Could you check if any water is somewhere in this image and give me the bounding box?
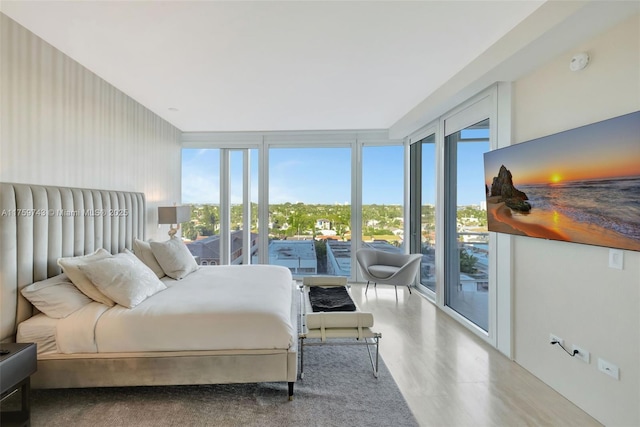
[519,176,640,241]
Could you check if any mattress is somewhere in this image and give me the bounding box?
[22,265,296,355]
[16,313,59,355]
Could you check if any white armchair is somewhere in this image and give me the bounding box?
[356,249,422,299]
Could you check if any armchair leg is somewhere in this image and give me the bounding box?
[365,281,370,294]
[407,285,412,294]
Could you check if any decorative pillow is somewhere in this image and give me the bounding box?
[21,273,93,319]
[78,250,167,309]
[149,237,199,280]
[133,238,166,279]
[57,248,115,306]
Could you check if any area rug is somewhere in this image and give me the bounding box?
[27,342,417,427]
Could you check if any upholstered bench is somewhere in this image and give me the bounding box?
[298,276,381,379]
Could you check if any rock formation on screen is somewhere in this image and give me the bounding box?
[490,165,531,212]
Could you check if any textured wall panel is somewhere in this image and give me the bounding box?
[0,14,181,241]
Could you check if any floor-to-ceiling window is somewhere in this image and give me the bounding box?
[444,119,490,332]
[181,148,259,266]
[362,145,405,255]
[229,149,259,265]
[268,146,352,278]
[181,148,221,265]
[181,132,405,281]
[410,133,437,294]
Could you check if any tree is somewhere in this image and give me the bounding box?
[330,205,351,239]
[314,240,327,273]
[182,221,198,240]
[459,249,478,274]
[193,204,218,236]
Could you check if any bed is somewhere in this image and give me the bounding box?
[0,182,298,399]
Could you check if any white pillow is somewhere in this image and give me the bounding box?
[133,238,166,279]
[78,250,167,309]
[57,248,115,306]
[21,273,93,318]
[150,237,199,280]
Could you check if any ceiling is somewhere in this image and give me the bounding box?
[0,0,547,132]
[1,1,635,134]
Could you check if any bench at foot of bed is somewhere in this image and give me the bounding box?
[298,276,382,379]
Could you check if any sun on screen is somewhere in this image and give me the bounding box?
[550,174,562,183]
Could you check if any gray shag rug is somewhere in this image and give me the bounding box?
[28,344,418,427]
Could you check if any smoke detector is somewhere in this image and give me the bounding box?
[569,52,590,72]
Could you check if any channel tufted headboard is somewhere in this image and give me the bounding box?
[0,183,146,342]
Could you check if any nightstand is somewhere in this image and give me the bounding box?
[0,343,37,427]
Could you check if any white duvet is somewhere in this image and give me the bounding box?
[56,265,295,354]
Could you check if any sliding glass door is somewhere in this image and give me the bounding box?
[409,88,500,339]
[444,119,490,332]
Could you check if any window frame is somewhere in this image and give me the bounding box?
[181,130,405,282]
[407,83,512,353]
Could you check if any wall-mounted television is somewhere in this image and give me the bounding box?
[483,111,640,252]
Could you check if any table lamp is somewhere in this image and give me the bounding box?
[158,205,191,237]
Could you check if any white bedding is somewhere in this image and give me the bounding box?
[17,313,59,355]
[53,265,295,354]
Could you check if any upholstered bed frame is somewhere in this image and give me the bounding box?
[0,182,297,397]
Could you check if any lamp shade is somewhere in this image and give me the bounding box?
[158,206,191,224]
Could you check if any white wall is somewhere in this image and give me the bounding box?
[0,14,181,241]
[512,14,639,427]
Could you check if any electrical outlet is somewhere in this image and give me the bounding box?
[549,334,564,346]
[572,345,590,363]
[598,358,619,380]
[609,249,623,269]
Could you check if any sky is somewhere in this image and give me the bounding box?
[484,111,640,187]
[182,141,489,207]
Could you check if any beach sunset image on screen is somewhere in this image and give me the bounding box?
[483,110,640,252]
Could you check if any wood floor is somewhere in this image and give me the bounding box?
[348,283,602,427]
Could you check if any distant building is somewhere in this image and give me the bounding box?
[188,231,408,280]
[326,240,351,277]
[316,218,331,230]
[186,230,258,265]
[268,240,317,275]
